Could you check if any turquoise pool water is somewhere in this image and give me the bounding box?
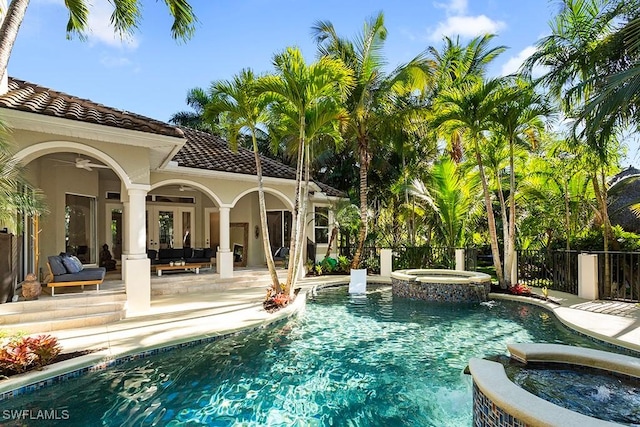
[0,286,620,426]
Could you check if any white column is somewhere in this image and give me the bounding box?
[217,205,234,278]
[123,186,151,314]
[380,249,393,277]
[578,253,599,300]
[455,249,465,271]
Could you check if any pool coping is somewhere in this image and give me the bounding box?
[0,289,308,400]
[468,356,620,427]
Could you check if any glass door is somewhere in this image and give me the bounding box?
[147,206,195,250]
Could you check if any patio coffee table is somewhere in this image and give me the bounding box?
[155,263,207,276]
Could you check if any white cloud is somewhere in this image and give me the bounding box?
[99,55,133,68]
[500,46,537,76]
[428,15,506,41]
[434,0,468,15]
[86,2,139,49]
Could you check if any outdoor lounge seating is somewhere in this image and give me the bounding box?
[46,254,106,296]
[148,248,214,266]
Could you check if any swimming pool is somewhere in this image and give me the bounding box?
[0,285,622,426]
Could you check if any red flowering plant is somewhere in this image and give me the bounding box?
[263,284,292,312]
[0,333,62,375]
[509,283,532,296]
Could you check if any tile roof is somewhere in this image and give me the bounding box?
[175,127,345,197]
[0,77,344,197]
[0,78,183,138]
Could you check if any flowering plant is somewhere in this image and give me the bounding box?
[509,283,532,296]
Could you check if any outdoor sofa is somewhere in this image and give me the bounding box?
[46,254,106,296]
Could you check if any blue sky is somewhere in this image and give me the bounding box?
[7,0,638,166]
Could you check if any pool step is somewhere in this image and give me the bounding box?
[0,293,127,334]
[151,270,288,296]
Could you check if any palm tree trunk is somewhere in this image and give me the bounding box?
[505,137,517,287]
[285,120,305,290]
[351,137,369,269]
[495,168,510,284]
[474,140,505,287]
[252,132,280,291]
[0,0,30,86]
[592,170,612,297]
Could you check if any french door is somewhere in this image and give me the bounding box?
[147,206,195,250]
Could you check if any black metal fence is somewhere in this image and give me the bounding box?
[592,251,640,301]
[517,249,578,295]
[337,246,380,274]
[391,246,478,271]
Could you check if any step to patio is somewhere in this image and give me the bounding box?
[150,269,289,296]
[0,293,127,334]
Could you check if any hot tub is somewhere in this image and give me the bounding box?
[390,268,493,302]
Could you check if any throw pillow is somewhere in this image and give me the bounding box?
[48,256,67,276]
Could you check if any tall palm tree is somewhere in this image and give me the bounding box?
[203,69,281,292]
[0,0,197,83]
[256,47,354,292]
[523,0,625,296]
[490,78,550,285]
[434,77,509,286]
[427,35,506,161]
[312,12,433,269]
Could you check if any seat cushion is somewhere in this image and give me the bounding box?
[53,268,105,283]
[48,256,67,276]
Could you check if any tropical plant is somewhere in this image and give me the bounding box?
[0,0,197,83]
[312,12,433,269]
[489,77,550,285]
[523,0,625,296]
[434,76,510,286]
[410,157,480,249]
[170,87,220,133]
[256,47,354,293]
[0,119,46,230]
[204,68,281,291]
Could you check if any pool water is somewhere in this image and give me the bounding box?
[507,363,640,425]
[0,286,622,426]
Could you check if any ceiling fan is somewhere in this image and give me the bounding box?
[178,185,196,192]
[53,157,110,171]
[73,158,110,171]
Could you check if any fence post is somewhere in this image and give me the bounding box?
[380,248,393,277]
[455,249,465,271]
[578,253,598,300]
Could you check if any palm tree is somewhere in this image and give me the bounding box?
[0,0,197,83]
[312,12,433,269]
[203,69,281,292]
[256,47,354,293]
[490,78,550,285]
[170,88,219,133]
[427,35,507,161]
[523,0,625,296]
[0,119,46,230]
[434,77,509,286]
[410,157,480,249]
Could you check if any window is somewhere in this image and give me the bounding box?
[65,194,96,264]
[266,210,292,255]
[314,206,329,244]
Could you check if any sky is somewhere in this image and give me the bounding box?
[7,0,639,166]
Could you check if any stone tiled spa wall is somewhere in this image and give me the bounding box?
[472,383,526,427]
[391,278,490,302]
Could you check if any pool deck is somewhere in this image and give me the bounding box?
[1,272,640,394]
